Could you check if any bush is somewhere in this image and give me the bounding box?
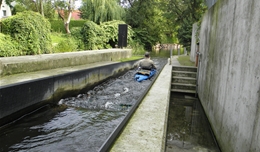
[81,21,106,50]
[70,27,84,50]
[1,11,52,55]
[100,20,134,48]
[0,33,20,57]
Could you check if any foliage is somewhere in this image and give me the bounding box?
[11,3,27,15]
[11,0,55,19]
[53,37,77,53]
[0,33,20,57]
[128,40,146,56]
[100,20,134,48]
[50,32,68,44]
[43,0,56,20]
[1,11,52,55]
[80,21,106,50]
[70,27,84,50]
[54,0,76,33]
[123,0,166,50]
[79,0,125,24]
[50,20,86,33]
[161,0,206,50]
[79,20,135,50]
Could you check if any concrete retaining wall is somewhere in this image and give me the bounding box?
[0,60,138,127]
[198,0,260,151]
[0,49,132,76]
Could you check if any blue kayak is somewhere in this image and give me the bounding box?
[134,69,156,82]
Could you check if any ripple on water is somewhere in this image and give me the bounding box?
[1,58,168,152]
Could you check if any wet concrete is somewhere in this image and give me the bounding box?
[166,93,220,152]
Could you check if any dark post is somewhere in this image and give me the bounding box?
[118,24,128,48]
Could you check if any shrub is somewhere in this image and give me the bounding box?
[100,20,134,48]
[80,21,106,50]
[0,33,20,57]
[70,27,84,50]
[1,11,52,55]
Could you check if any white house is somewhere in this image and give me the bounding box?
[0,0,12,19]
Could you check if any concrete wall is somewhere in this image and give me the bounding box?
[0,49,132,76]
[190,23,198,62]
[198,0,260,151]
[0,60,138,127]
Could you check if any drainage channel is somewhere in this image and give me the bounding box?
[166,92,221,152]
[0,58,167,152]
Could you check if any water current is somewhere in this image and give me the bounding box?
[0,57,168,152]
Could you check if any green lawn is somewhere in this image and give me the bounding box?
[50,33,67,44]
[177,55,195,66]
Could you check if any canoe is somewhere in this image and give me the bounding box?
[134,69,156,82]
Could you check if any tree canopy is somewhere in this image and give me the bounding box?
[79,0,125,24]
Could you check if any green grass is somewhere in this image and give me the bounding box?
[50,33,68,44]
[177,55,195,66]
[119,56,143,62]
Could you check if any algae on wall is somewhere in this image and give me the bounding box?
[197,0,260,151]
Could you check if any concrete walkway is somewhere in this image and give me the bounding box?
[110,56,180,152]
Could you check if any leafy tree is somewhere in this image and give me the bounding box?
[54,0,76,33]
[11,0,55,19]
[161,0,206,50]
[79,0,125,24]
[123,0,166,50]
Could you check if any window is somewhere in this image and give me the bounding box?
[3,10,6,16]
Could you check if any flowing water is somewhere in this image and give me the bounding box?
[0,50,220,152]
[0,57,167,152]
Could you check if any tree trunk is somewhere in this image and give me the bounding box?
[64,11,72,34]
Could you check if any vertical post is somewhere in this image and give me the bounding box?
[195,43,199,67]
[177,44,180,55]
[169,45,173,65]
[118,24,128,48]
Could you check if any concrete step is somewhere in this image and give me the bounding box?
[172,83,196,90]
[172,71,197,78]
[172,66,197,72]
[172,76,196,84]
[171,89,196,94]
[170,97,198,106]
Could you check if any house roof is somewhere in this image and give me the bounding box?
[71,10,81,20]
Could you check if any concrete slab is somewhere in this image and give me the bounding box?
[0,61,117,86]
[110,57,180,152]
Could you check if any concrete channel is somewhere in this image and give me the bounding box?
[0,49,178,151]
[0,49,133,127]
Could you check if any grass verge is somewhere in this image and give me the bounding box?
[177,55,195,66]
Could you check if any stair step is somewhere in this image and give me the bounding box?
[171,89,196,94]
[172,83,196,90]
[170,97,198,106]
[172,76,196,84]
[172,66,197,72]
[172,71,197,78]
